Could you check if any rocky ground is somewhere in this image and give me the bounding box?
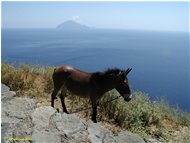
[2,84,147,143]
[2,84,189,143]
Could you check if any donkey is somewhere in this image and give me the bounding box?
[51,65,132,123]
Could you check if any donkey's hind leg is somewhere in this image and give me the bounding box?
[90,98,98,123]
[60,88,69,114]
[51,88,59,108]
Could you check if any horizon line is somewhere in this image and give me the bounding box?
[1,27,189,33]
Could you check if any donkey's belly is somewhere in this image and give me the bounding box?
[65,81,91,98]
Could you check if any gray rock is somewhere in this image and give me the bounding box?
[31,106,57,129]
[31,128,61,143]
[88,122,115,143]
[1,86,37,143]
[1,91,16,102]
[31,106,61,143]
[1,90,36,143]
[1,123,11,143]
[115,130,146,143]
[1,84,147,143]
[1,84,10,93]
[2,97,37,122]
[145,138,162,143]
[51,112,88,138]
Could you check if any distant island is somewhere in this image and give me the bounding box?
[56,20,90,30]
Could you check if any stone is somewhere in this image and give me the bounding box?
[31,106,57,129]
[1,91,16,102]
[31,106,61,143]
[88,122,116,143]
[2,97,37,122]
[115,130,146,143]
[31,128,61,143]
[1,84,10,92]
[145,138,162,143]
[51,112,88,138]
[1,86,37,143]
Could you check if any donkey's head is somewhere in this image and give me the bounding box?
[102,68,132,102]
[115,68,132,102]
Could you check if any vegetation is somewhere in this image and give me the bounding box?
[1,62,190,142]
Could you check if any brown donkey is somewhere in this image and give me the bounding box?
[51,65,132,123]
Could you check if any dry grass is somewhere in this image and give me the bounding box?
[1,63,54,97]
[1,62,190,142]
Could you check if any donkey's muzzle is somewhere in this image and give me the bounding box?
[124,94,132,102]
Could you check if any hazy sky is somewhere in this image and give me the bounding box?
[2,2,189,31]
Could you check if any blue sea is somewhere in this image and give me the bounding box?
[1,29,189,111]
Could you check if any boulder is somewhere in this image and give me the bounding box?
[1,84,10,92]
[115,130,145,143]
[88,122,115,143]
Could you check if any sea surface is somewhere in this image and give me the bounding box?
[1,29,189,111]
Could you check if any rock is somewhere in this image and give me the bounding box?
[31,106,57,129]
[2,97,37,122]
[1,86,36,143]
[88,122,115,143]
[145,138,162,143]
[1,123,11,143]
[31,106,60,143]
[51,112,87,136]
[51,112,90,142]
[1,90,16,102]
[31,129,61,143]
[1,84,10,92]
[115,130,146,143]
[1,84,146,143]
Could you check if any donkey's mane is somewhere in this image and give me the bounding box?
[91,68,121,81]
[103,68,121,75]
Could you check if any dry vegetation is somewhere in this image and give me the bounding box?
[1,63,190,142]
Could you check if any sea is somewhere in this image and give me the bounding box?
[1,29,189,111]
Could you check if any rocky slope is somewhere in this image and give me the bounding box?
[1,84,146,143]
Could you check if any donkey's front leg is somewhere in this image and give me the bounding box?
[60,89,69,114]
[91,101,97,123]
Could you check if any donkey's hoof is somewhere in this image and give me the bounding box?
[56,108,60,112]
[93,121,97,123]
[92,118,97,123]
[64,111,69,114]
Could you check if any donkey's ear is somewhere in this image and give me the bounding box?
[125,68,132,75]
[118,71,123,76]
[117,70,126,78]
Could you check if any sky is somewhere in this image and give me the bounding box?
[1,2,189,31]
